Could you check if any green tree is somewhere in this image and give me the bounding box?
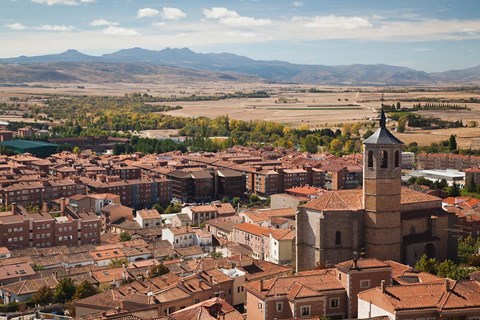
[119,231,131,242]
[329,138,343,153]
[73,280,98,300]
[210,251,223,259]
[32,285,53,306]
[466,176,477,193]
[344,140,354,153]
[249,194,260,204]
[397,116,408,133]
[148,264,169,278]
[109,258,128,268]
[302,134,318,154]
[437,259,470,280]
[415,254,438,274]
[232,197,240,208]
[449,135,457,151]
[72,146,81,154]
[54,278,76,304]
[447,183,461,197]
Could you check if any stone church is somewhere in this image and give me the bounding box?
[296,110,457,271]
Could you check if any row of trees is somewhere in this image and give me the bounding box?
[415,254,471,280]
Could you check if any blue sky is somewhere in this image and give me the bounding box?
[1,0,479,71]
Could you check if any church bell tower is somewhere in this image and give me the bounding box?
[363,108,403,261]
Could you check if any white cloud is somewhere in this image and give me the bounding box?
[203,7,271,27]
[161,7,186,20]
[152,22,167,27]
[416,48,433,52]
[90,19,119,27]
[227,31,256,38]
[103,26,139,36]
[35,24,75,31]
[292,15,372,30]
[5,22,27,30]
[292,2,304,7]
[31,0,94,5]
[32,0,77,5]
[137,8,159,18]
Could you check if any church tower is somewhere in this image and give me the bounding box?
[363,109,403,261]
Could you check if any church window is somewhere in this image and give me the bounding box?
[335,231,342,246]
[368,151,373,168]
[381,150,388,168]
[395,150,400,168]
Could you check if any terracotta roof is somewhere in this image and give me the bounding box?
[336,258,391,272]
[170,298,243,320]
[246,269,343,300]
[385,260,441,285]
[358,279,480,313]
[0,276,58,295]
[303,187,440,211]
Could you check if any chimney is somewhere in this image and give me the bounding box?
[60,198,66,214]
[445,278,451,292]
[11,202,17,214]
[41,202,48,213]
[259,279,264,291]
[380,280,386,293]
[352,258,358,270]
[209,275,214,284]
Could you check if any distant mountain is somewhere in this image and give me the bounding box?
[0,49,98,64]
[0,48,478,85]
[431,65,480,83]
[0,62,261,84]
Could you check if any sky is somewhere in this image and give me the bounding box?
[0,0,479,72]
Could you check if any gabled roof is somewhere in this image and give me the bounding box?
[358,279,480,313]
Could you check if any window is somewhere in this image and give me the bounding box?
[409,226,416,235]
[258,303,263,310]
[335,231,342,246]
[276,302,283,311]
[381,150,388,168]
[367,151,373,168]
[301,306,310,316]
[360,279,371,289]
[330,298,339,309]
[395,150,400,168]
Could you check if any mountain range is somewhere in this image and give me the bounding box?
[0,48,478,85]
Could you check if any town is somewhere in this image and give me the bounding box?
[2,0,480,319]
[0,110,478,319]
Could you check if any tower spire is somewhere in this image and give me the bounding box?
[380,108,386,129]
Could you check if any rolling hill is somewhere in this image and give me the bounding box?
[0,48,478,85]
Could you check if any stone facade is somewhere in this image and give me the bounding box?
[296,110,457,271]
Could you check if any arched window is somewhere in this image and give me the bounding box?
[368,151,373,168]
[381,150,388,168]
[395,150,400,168]
[335,231,342,246]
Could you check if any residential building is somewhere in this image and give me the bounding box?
[134,209,162,228]
[162,226,196,248]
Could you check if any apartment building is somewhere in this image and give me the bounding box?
[81,177,172,209]
[0,178,86,208]
[417,152,480,170]
[0,203,100,249]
